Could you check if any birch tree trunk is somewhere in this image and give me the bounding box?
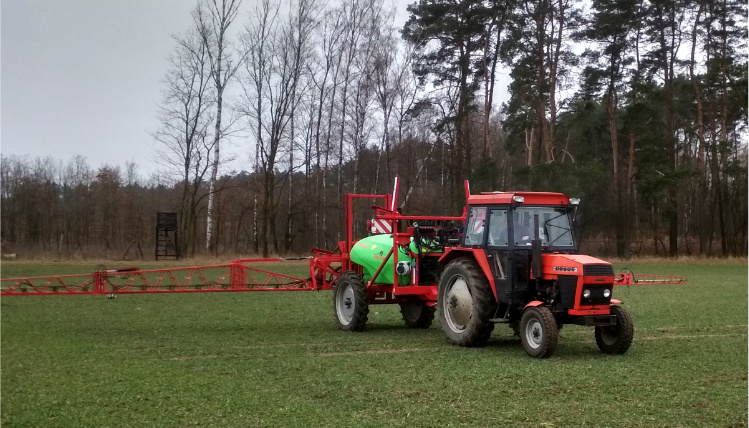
[197,0,242,253]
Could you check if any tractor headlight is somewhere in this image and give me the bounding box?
[512,195,525,203]
[582,289,591,298]
[603,289,611,298]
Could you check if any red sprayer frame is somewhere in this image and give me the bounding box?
[1,257,684,297]
[0,258,335,296]
[614,272,687,285]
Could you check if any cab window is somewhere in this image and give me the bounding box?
[513,207,574,247]
[464,207,486,246]
[487,209,508,246]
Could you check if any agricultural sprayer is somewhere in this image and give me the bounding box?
[1,178,686,358]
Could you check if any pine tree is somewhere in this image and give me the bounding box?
[402,0,494,205]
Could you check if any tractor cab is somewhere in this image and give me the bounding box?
[461,191,579,308]
[464,200,577,249]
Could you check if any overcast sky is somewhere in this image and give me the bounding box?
[3,0,236,179]
[2,1,508,181]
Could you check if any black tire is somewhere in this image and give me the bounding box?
[438,258,496,346]
[595,305,634,354]
[333,271,369,332]
[400,301,435,329]
[520,306,558,358]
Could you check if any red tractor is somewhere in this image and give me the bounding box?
[332,180,633,358]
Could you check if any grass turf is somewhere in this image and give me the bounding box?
[1,261,746,427]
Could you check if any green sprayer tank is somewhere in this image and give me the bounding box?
[349,234,416,285]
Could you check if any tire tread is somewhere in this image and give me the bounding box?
[333,271,369,332]
[595,305,634,354]
[520,306,558,358]
[400,302,435,329]
[438,258,496,347]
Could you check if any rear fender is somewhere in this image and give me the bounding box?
[439,248,497,300]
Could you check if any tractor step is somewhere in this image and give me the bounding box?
[489,318,510,323]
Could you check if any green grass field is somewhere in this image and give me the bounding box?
[2,260,747,427]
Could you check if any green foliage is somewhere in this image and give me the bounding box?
[638,167,700,212]
[468,157,499,193]
[513,161,607,199]
[555,97,610,162]
[402,0,493,89]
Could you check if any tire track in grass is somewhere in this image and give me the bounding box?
[229,335,446,351]
[231,341,438,350]
[231,325,746,355]
[166,325,747,359]
[635,324,747,332]
[316,347,435,357]
[635,332,747,341]
[568,324,746,343]
[170,354,218,360]
[538,374,747,395]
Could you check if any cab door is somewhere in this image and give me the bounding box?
[485,208,513,305]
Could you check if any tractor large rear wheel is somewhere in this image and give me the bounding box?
[438,258,496,346]
[400,301,435,329]
[520,306,558,358]
[595,305,634,354]
[333,271,369,332]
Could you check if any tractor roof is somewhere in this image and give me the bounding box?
[467,191,569,206]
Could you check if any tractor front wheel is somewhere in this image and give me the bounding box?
[333,271,369,332]
[400,301,435,329]
[520,306,558,358]
[595,305,634,354]
[438,258,496,346]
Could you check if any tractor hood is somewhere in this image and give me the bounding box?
[540,254,614,278]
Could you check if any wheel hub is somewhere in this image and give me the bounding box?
[336,283,355,324]
[445,277,472,331]
[525,319,543,349]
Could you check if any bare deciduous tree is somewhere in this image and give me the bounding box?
[240,0,316,256]
[195,0,243,253]
[154,28,215,256]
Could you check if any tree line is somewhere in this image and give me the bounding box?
[2,0,746,259]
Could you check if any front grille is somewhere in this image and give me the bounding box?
[583,264,614,276]
[579,284,612,306]
[557,275,577,309]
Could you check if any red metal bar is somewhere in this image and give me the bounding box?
[376,214,466,221]
[309,248,343,291]
[343,193,390,273]
[614,273,688,285]
[1,259,316,296]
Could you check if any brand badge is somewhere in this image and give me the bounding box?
[553,266,578,272]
